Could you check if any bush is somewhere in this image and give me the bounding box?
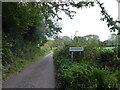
[82,46,101,63]
[55,59,119,88]
[54,44,120,89]
[54,46,120,89]
[97,49,120,70]
[53,45,71,60]
[2,46,14,65]
[91,68,118,88]
[116,46,120,58]
[98,50,115,63]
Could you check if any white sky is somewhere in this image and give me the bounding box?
[58,0,118,41]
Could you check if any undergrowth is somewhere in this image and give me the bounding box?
[2,48,50,81]
[54,46,120,89]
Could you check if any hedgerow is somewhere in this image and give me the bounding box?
[54,46,120,89]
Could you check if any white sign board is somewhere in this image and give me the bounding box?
[69,47,84,51]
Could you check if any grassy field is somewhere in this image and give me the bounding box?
[104,47,115,50]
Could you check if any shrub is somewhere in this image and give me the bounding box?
[97,49,120,70]
[118,47,120,58]
[53,45,71,60]
[99,50,115,63]
[55,59,119,88]
[54,44,120,89]
[82,46,101,63]
[91,68,118,88]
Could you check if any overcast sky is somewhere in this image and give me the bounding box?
[58,0,118,41]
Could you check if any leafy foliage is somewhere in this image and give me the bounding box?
[2,1,120,85]
[96,0,120,34]
[53,40,120,89]
[2,1,97,80]
[2,2,63,65]
[54,47,120,88]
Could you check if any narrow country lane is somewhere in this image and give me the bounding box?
[3,51,55,88]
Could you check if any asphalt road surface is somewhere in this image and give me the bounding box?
[3,51,55,88]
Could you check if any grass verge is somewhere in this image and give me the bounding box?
[2,50,50,82]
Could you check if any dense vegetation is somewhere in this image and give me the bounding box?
[53,35,120,89]
[2,2,63,80]
[2,1,97,80]
[2,1,94,81]
[2,0,120,87]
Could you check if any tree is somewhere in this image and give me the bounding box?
[61,36,71,45]
[84,34,100,45]
[72,36,86,46]
[95,0,120,34]
[2,2,63,65]
[53,36,62,47]
[108,34,118,46]
[3,1,120,65]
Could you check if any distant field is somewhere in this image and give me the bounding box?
[104,47,115,50]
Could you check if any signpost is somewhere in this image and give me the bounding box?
[69,47,84,60]
[69,47,84,52]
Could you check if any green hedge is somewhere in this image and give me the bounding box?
[54,58,120,88]
[54,46,120,89]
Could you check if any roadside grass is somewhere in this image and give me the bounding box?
[2,58,29,81]
[2,50,50,82]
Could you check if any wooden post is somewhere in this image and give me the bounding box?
[79,52,80,60]
[79,52,81,61]
[71,52,73,59]
[69,47,84,60]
